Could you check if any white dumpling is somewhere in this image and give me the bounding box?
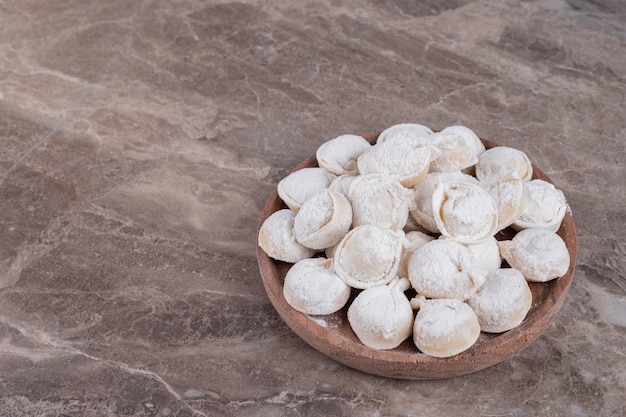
[376,123,434,144]
[348,173,409,230]
[357,137,440,187]
[334,225,403,289]
[316,134,371,176]
[475,146,533,182]
[407,239,485,301]
[428,131,479,173]
[462,236,502,277]
[512,179,567,233]
[328,174,357,198]
[498,228,570,282]
[258,209,316,263]
[277,167,335,211]
[410,296,481,358]
[410,172,478,234]
[432,181,499,244]
[347,278,414,350]
[467,268,532,333]
[397,231,435,279]
[283,258,351,315]
[480,175,525,231]
[440,125,486,159]
[293,189,352,250]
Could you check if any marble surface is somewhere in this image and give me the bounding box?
[0,0,625,416]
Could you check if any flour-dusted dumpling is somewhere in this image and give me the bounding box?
[258,209,316,263]
[277,167,335,211]
[498,228,570,282]
[397,231,435,279]
[468,268,532,333]
[293,189,352,250]
[410,296,481,358]
[410,172,478,234]
[348,173,410,230]
[357,136,440,187]
[328,174,357,198]
[512,179,567,233]
[440,125,486,159]
[407,239,485,300]
[428,131,479,173]
[283,258,351,315]
[462,236,502,276]
[376,123,434,144]
[432,181,499,244]
[334,225,403,289]
[316,134,371,176]
[480,175,525,231]
[347,278,414,350]
[475,146,533,182]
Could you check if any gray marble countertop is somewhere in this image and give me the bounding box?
[1,1,624,416]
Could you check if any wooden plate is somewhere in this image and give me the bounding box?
[256,133,577,380]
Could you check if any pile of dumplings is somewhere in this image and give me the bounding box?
[258,123,571,358]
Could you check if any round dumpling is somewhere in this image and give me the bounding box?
[328,174,357,198]
[462,236,502,277]
[410,172,478,234]
[432,181,499,244]
[480,175,525,231]
[283,258,351,315]
[293,189,352,250]
[376,123,434,144]
[277,167,335,211]
[407,239,485,300]
[357,137,440,187]
[440,125,485,159]
[348,173,409,230]
[410,296,481,358]
[468,268,532,333]
[512,179,567,232]
[347,278,414,350]
[428,131,479,173]
[498,228,570,282]
[334,225,403,289]
[397,231,435,279]
[258,209,316,263]
[475,146,533,182]
[316,134,371,176]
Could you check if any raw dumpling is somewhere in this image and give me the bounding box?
[432,181,499,244]
[316,134,371,176]
[407,239,485,300]
[347,278,414,350]
[410,296,481,358]
[475,146,533,182]
[283,257,351,315]
[512,179,567,233]
[328,174,357,198]
[462,236,502,276]
[397,231,435,279]
[348,173,410,230]
[258,209,316,263]
[334,225,403,289]
[293,189,352,250]
[428,131,479,173]
[278,167,335,211]
[376,123,434,144]
[440,125,486,159]
[410,172,478,234]
[480,175,525,231]
[357,137,440,187]
[467,268,532,333]
[498,228,570,282]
